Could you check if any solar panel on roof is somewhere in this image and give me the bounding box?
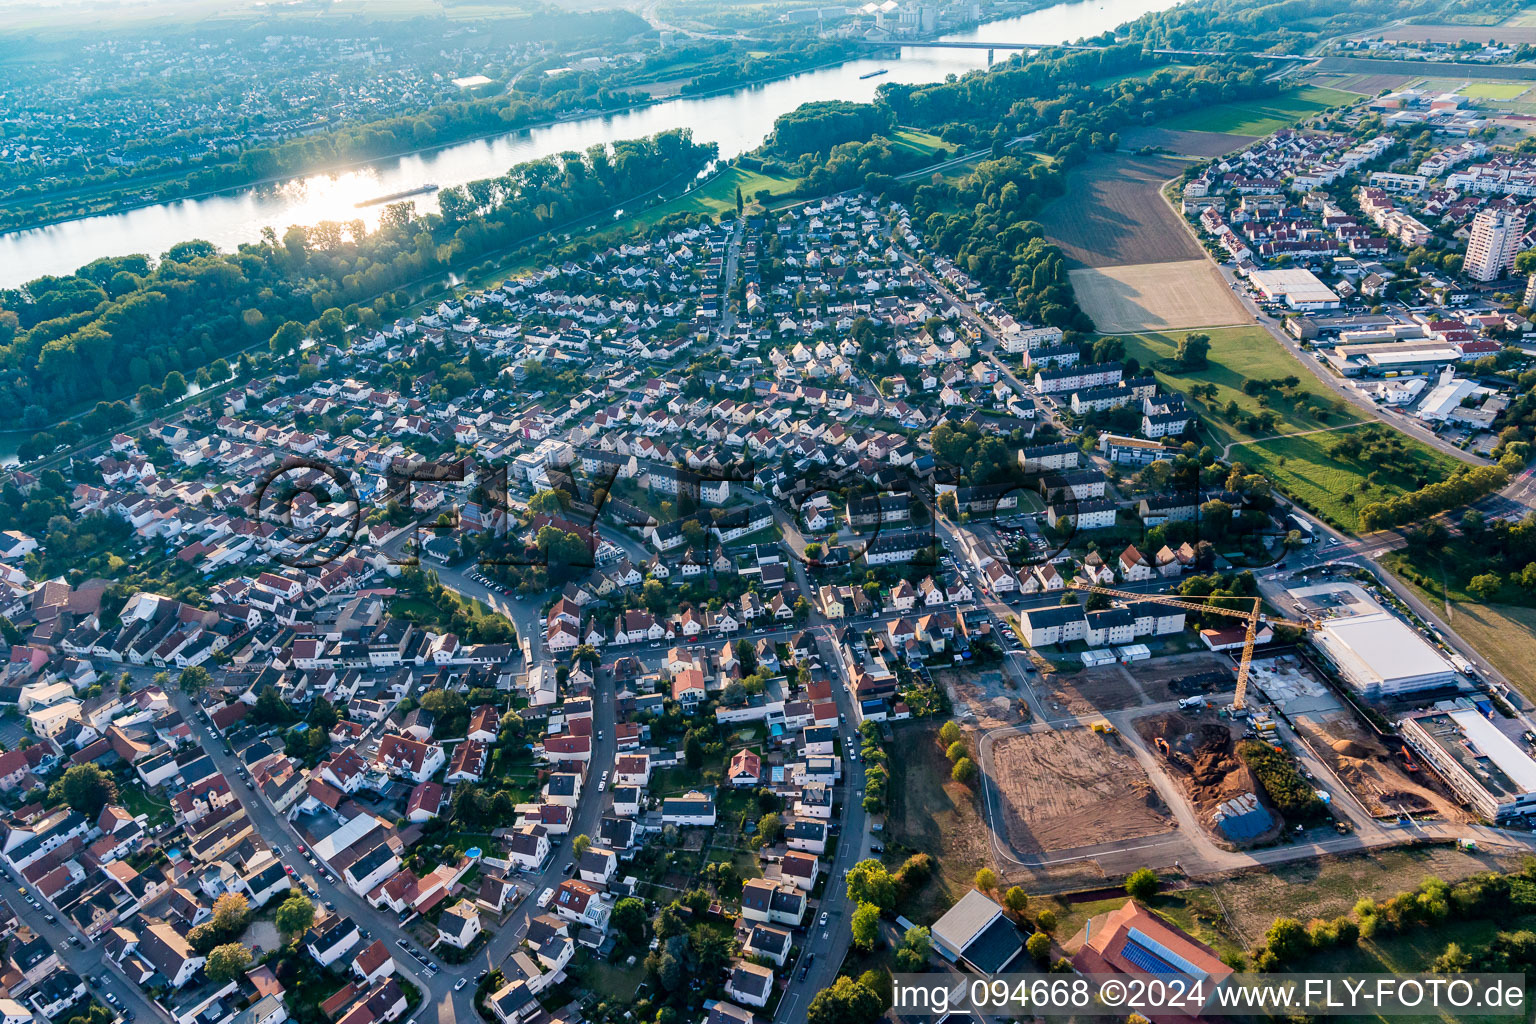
[1121,939,1180,975]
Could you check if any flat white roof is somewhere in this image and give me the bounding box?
[1249,268,1340,304]
[1449,707,1536,795]
[1320,612,1453,685]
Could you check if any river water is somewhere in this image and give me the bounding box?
[0,0,1180,287]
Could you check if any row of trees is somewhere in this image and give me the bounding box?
[1356,463,1510,532]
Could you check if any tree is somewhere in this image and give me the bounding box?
[951,756,978,785]
[851,901,880,950]
[846,859,897,910]
[1433,941,1472,973]
[755,812,784,847]
[1260,917,1311,967]
[179,664,213,693]
[1468,573,1503,601]
[1027,931,1052,966]
[938,721,962,747]
[211,893,250,934]
[275,894,315,940]
[572,834,591,857]
[806,976,883,1024]
[57,764,117,816]
[974,867,998,892]
[269,320,305,355]
[1175,332,1210,369]
[1004,886,1029,915]
[1124,868,1158,902]
[205,943,252,983]
[612,897,647,947]
[736,185,744,215]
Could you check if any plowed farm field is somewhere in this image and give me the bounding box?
[1036,151,1203,268]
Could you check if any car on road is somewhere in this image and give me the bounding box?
[454,979,467,991]
[819,912,828,926]
[563,862,575,875]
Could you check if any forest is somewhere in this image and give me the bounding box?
[0,130,715,423]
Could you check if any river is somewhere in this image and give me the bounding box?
[0,0,1181,287]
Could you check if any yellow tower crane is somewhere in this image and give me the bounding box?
[1064,581,1316,711]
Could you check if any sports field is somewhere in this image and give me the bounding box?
[1070,262,1248,334]
[1461,81,1532,99]
[1157,86,1361,136]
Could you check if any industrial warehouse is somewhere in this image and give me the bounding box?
[1399,699,1536,822]
[1287,582,1458,698]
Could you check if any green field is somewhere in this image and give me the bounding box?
[1120,327,1351,447]
[887,127,951,158]
[1231,428,1463,530]
[1086,63,1194,88]
[1466,81,1532,99]
[620,164,798,231]
[1157,86,1361,136]
[1119,326,1463,529]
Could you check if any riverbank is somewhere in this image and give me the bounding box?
[0,45,890,241]
[0,0,1183,285]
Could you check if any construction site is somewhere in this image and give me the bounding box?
[1134,711,1283,847]
[937,666,1029,730]
[1294,710,1470,821]
[987,726,1175,855]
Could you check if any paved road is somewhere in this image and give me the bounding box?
[5,875,164,1024]
[170,676,616,1024]
[773,628,870,1023]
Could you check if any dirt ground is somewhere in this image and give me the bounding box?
[1295,712,1471,821]
[988,727,1174,855]
[1122,652,1235,703]
[938,666,1028,729]
[1117,125,1254,158]
[1039,664,1148,717]
[1037,152,1207,267]
[1136,711,1278,845]
[1070,260,1251,334]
